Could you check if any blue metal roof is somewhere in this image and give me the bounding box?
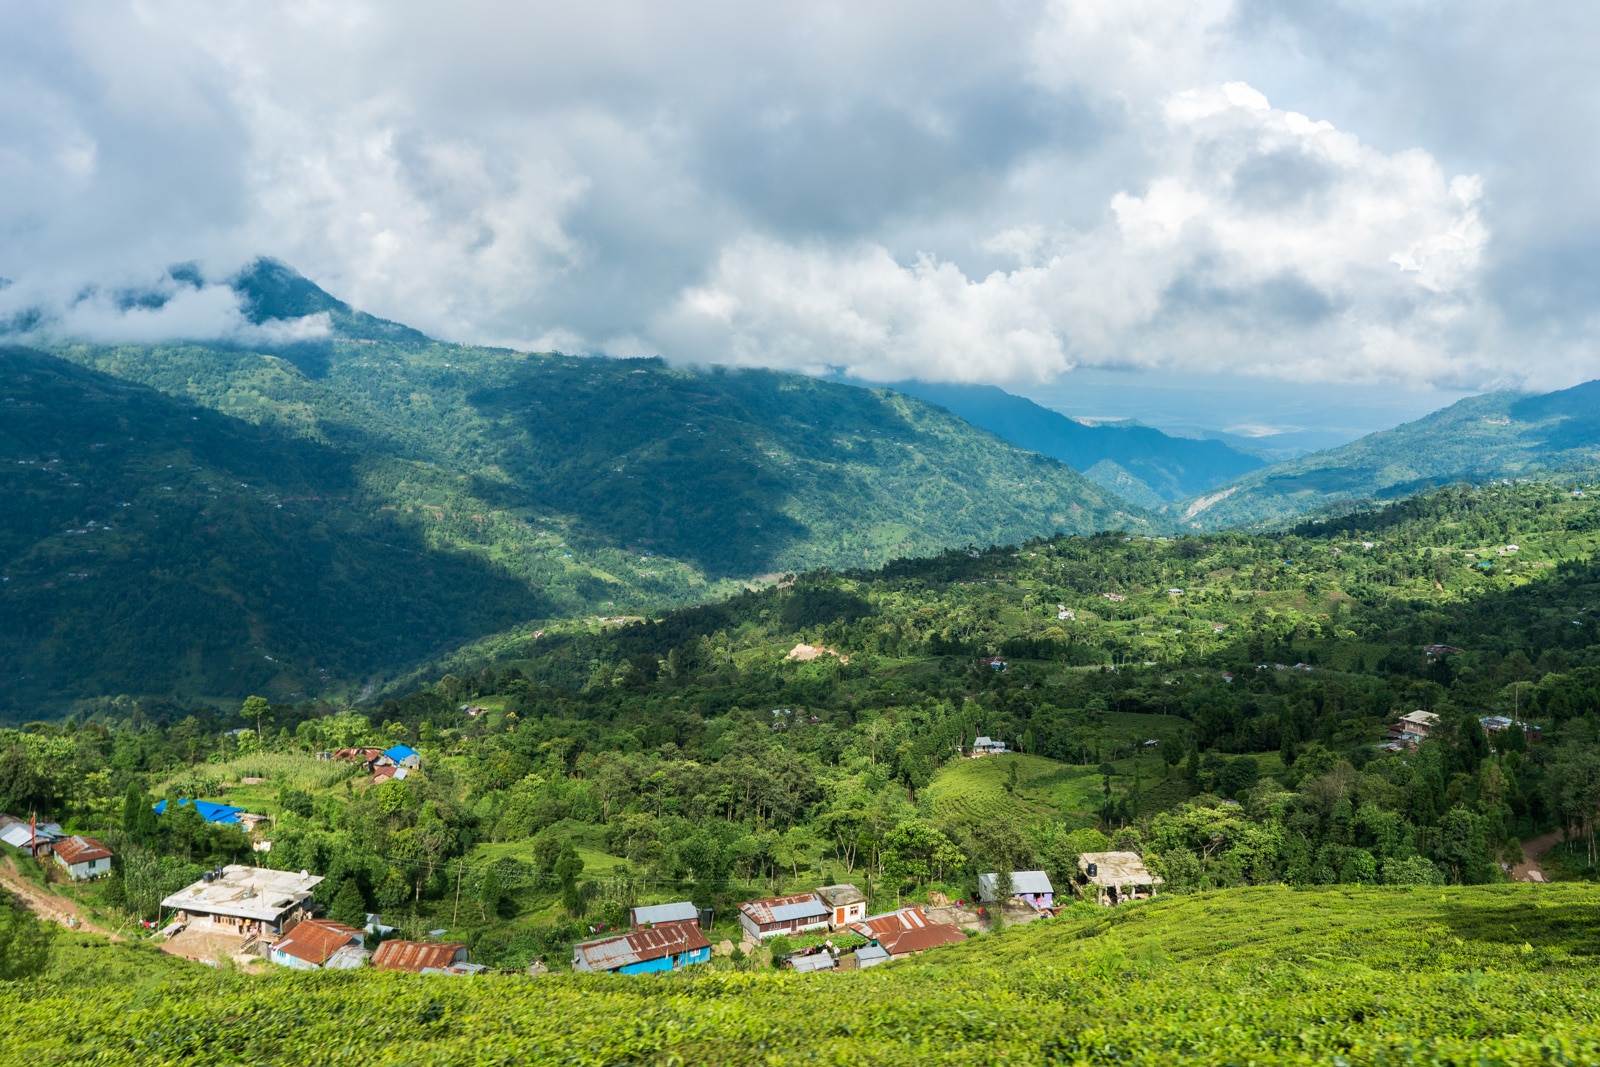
[152,798,244,824]
[384,745,419,760]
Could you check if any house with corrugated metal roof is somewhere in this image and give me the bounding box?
[786,949,836,973]
[855,943,891,969]
[52,835,112,880]
[372,939,470,973]
[878,923,967,959]
[380,744,421,768]
[630,901,701,928]
[849,906,930,942]
[978,870,1055,909]
[737,893,830,940]
[269,918,368,970]
[571,920,711,974]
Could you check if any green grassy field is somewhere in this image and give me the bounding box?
[925,754,1108,831]
[7,884,1599,1065]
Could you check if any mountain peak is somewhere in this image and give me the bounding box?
[228,258,430,344]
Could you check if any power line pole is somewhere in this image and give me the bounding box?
[452,859,464,926]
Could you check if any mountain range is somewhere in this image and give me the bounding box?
[0,260,1150,713]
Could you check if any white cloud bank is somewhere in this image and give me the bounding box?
[0,0,1595,391]
[661,82,1489,387]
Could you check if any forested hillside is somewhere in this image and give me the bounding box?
[1,263,1154,713]
[1182,380,1600,529]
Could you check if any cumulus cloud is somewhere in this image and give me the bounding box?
[0,0,1595,393]
[661,81,1490,387]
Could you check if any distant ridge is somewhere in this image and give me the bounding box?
[877,380,1265,503]
[1181,380,1600,529]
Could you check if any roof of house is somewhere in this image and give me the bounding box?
[384,745,419,761]
[789,951,836,973]
[631,901,698,926]
[855,943,891,967]
[1399,710,1441,726]
[53,835,112,865]
[1078,851,1164,887]
[852,907,928,939]
[160,864,323,921]
[881,923,967,955]
[372,940,468,973]
[814,884,867,908]
[739,893,828,925]
[152,798,245,824]
[978,870,1054,899]
[274,919,363,965]
[574,920,709,971]
[0,823,59,850]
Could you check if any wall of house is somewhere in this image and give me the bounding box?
[615,946,710,974]
[270,949,319,971]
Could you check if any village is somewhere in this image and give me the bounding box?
[0,757,1167,978]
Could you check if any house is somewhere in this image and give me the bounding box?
[878,923,967,959]
[372,939,470,973]
[854,943,891,969]
[371,765,410,785]
[850,906,930,941]
[1423,644,1464,657]
[1077,851,1163,906]
[978,657,1007,672]
[160,865,322,937]
[630,901,701,928]
[737,893,830,940]
[1396,710,1440,742]
[571,920,711,974]
[978,870,1054,909]
[333,747,385,765]
[814,884,868,929]
[52,835,112,880]
[969,736,1008,757]
[0,817,63,856]
[380,745,421,769]
[269,918,368,970]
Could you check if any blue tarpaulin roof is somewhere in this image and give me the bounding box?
[384,745,419,761]
[152,798,244,824]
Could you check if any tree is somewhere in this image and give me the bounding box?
[555,842,586,918]
[329,879,367,929]
[479,865,503,921]
[241,696,273,750]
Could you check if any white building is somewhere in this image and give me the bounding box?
[161,865,322,938]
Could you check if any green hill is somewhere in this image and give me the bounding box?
[1180,382,1600,530]
[1,261,1154,714]
[0,346,542,712]
[10,884,1599,1065]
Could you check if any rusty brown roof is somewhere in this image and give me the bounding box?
[372,940,468,973]
[53,834,112,865]
[275,919,363,965]
[881,922,967,956]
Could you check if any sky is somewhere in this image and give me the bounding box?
[1,1,1595,443]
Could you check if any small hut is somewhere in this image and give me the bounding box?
[1077,851,1163,906]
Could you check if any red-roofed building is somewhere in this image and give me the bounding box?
[878,922,967,958]
[52,835,112,880]
[269,919,368,970]
[372,940,471,973]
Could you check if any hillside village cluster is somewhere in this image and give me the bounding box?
[0,737,1167,976]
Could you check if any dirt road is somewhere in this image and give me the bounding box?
[0,855,121,939]
[1513,830,1566,883]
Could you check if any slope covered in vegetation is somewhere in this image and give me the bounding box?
[1181,380,1600,530]
[5,884,1598,1065]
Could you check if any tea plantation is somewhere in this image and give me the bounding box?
[7,884,1599,1065]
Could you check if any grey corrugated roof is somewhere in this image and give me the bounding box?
[632,902,698,925]
[856,944,890,968]
[770,898,830,923]
[789,952,835,973]
[979,870,1054,899]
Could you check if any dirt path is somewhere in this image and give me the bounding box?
[0,855,122,939]
[1513,830,1566,883]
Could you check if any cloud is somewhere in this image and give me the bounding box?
[661,81,1488,387]
[0,0,1595,393]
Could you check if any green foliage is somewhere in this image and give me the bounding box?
[0,891,53,981]
[5,886,1600,1063]
[329,880,367,929]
